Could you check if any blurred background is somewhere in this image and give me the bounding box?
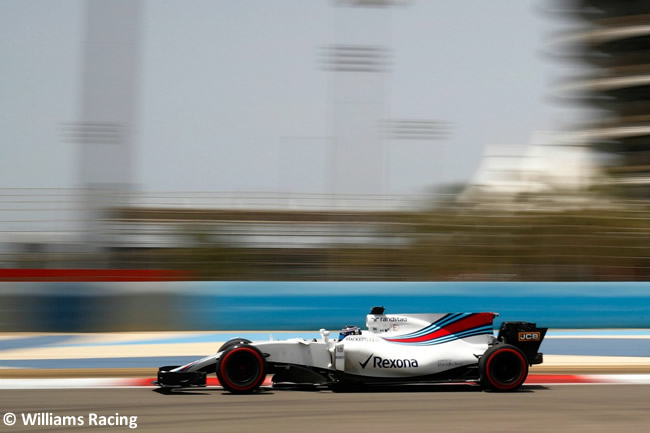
[2,0,650,284]
[4,5,650,431]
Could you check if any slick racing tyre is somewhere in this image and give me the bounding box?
[217,345,267,394]
[479,344,528,392]
[219,338,252,353]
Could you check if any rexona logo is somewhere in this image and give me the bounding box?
[518,331,541,341]
[359,353,419,369]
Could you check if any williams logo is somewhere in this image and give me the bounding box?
[518,331,541,342]
[359,353,419,369]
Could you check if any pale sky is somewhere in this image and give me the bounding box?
[0,0,582,196]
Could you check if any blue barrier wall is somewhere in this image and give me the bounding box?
[2,281,650,331]
[183,282,650,330]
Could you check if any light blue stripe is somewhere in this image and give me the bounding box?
[386,325,494,346]
[418,326,494,346]
[419,326,495,346]
[392,313,467,340]
[390,313,485,341]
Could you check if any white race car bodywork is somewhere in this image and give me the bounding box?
[156,308,546,392]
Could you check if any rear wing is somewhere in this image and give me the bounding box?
[497,321,548,365]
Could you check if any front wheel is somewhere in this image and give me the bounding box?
[479,344,528,392]
[217,345,267,394]
[219,338,252,353]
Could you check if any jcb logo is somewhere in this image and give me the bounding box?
[518,332,540,341]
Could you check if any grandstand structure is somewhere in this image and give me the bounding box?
[7,1,650,281]
[554,0,650,195]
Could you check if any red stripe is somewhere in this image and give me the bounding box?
[387,313,495,343]
[524,375,599,384]
[0,269,193,282]
[128,378,160,386]
[134,377,274,387]
[207,377,274,386]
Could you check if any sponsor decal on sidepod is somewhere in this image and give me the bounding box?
[359,353,419,369]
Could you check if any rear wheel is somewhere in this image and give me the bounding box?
[217,345,267,394]
[480,344,528,392]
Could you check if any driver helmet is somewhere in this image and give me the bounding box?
[339,325,361,341]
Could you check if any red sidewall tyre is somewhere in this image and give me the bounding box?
[480,345,528,392]
[217,345,266,394]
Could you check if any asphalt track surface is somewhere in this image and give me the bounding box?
[1,385,650,432]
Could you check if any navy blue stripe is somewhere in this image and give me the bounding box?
[391,312,477,341]
[391,313,466,340]
[387,324,493,346]
[417,326,494,346]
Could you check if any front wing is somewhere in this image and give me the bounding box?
[154,365,207,389]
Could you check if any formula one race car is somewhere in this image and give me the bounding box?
[155,307,547,393]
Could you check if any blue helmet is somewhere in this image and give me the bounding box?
[338,325,361,341]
